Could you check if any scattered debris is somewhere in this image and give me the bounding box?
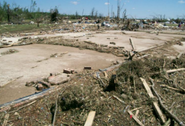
[110,42,116,45]
[63,69,74,74]
[0,49,18,56]
[84,67,92,70]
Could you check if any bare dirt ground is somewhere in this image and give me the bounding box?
[0,44,122,104]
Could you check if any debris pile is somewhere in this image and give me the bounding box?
[1,53,185,125]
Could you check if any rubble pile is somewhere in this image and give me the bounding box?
[0,53,185,125]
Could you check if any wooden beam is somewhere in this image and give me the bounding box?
[166,68,185,74]
[140,78,154,98]
[176,53,183,59]
[84,111,96,126]
[129,38,135,51]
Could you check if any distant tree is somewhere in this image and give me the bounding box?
[98,13,103,19]
[0,1,9,23]
[50,6,58,22]
[112,12,115,18]
[91,8,95,19]
[75,11,78,19]
[95,11,98,20]
[7,4,10,23]
[174,18,181,24]
[34,8,43,27]
[30,0,37,12]
[122,9,127,22]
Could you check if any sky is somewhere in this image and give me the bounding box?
[3,0,185,19]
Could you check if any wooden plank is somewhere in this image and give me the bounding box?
[129,38,135,51]
[153,102,166,123]
[131,107,142,112]
[140,78,166,124]
[140,78,154,98]
[166,68,185,74]
[128,110,144,126]
[103,71,108,78]
[84,111,96,126]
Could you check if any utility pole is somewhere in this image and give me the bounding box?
[82,9,84,16]
[7,4,10,23]
[108,0,110,17]
[117,0,120,20]
[111,5,113,18]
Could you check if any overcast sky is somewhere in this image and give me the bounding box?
[3,0,185,19]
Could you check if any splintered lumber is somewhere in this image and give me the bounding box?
[2,114,9,126]
[140,78,165,124]
[166,68,185,74]
[103,71,108,78]
[84,111,96,126]
[131,107,142,112]
[150,78,185,126]
[138,54,150,59]
[140,78,154,98]
[112,95,125,104]
[176,53,183,59]
[135,110,139,118]
[128,110,144,126]
[129,38,135,51]
[163,119,171,126]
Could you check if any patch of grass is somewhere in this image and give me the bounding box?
[166,24,178,27]
[0,24,50,34]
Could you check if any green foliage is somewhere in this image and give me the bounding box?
[50,6,58,22]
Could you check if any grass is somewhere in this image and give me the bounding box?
[166,24,178,27]
[0,24,51,34]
